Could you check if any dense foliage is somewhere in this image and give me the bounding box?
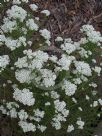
[0,0,102,136]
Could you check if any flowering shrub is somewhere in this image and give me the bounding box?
[0,1,102,136]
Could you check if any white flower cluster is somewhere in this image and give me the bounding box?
[28,50,49,69]
[18,109,28,120]
[13,88,35,106]
[62,80,77,96]
[61,42,76,54]
[12,0,28,4]
[93,66,101,76]
[33,109,45,122]
[26,19,39,31]
[39,69,57,87]
[81,25,102,43]
[79,47,92,58]
[40,29,51,40]
[14,50,57,87]
[41,10,50,16]
[0,102,19,118]
[1,19,17,33]
[74,61,92,77]
[14,56,28,68]
[50,91,60,99]
[5,36,26,50]
[57,54,72,70]
[8,108,18,118]
[0,55,10,72]
[52,100,69,130]
[7,5,27,22]
[15,69,32,83]
[55,36,63,42]
[76,118,85,129]
[67,124,74,133]
[19,121,36,132]
[29,4,38,11]
[37,125,47,132]
[0,4,39,50]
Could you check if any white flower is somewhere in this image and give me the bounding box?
[64,38,72,43]
[29,50,49,69]
[93,66,101,76]
[81,25,102,43]
[40,29,51,40]
[92,90,97,96]
[26,19,39,31]
[76,118,85,129]
[18,121,36,132]
[5,36,26,50]
[0,105,7,114]
[27,41,32,46]
[57,54,71,70]
[52,121,61,130]
[89,82,97,88]
[0,55,10,71]
[41,10,50,16]
[4,0,10,2]
[40,69,56,87]
[6,102,19,109]
[67,125,74,133]
[18,110,28,120]
[98,99,102,105]
[79,48,89,58]
[85,95,90,100]
[37,125,47,132]
[15,69,32,83]
[74,61,92,76]
[33,109,45,121]
[72,97,77,103]
[54,100,66,112]
[49,55,57,63]
[45,102,51,106]
[22,0,28,3]
[18,36,26,47]
[92,59,96,63]
[62,109,69,117]
[78,107,83,111]
[50,91,60,99]
[55,36,63,42]
[62,80,77,96]
[79,37,88,44]
[9,108,17,118]
[73,78,82,85]
[5,38,17,50]
[0,35,6,45]
[61,43,76,54]
[23,49,34,59]
[13,0,28,3]
[29,4,38,11]
[6,5,27,22]
[14,56,28,68]
[12,0,21,4]
[1,20,17,33]
[93,101,98,107]
[13,88,35,106]
[45,39,51,46]
[22,27,27,34]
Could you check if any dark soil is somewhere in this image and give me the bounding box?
[35,0,102,40]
